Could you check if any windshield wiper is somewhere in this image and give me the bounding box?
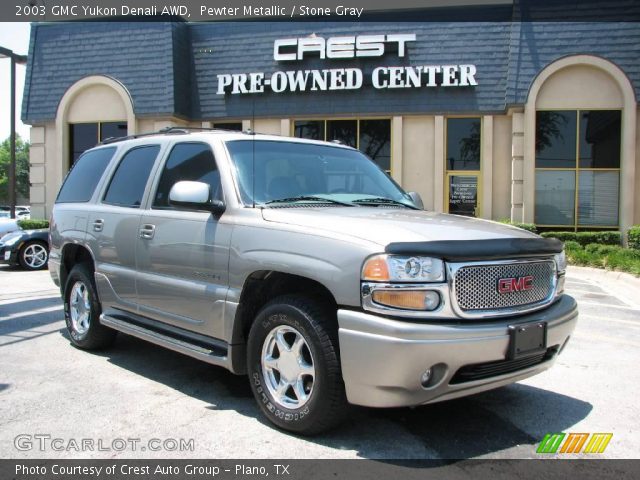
[352,197,418,209]
[264,195,354,207]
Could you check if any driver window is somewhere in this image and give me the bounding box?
[153,143,222,209]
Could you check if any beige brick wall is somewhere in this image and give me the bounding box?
[492,115,512,221]
[28,126,48,219]
[402,116,435,210]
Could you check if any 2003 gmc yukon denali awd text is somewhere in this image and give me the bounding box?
[49,128,577,434]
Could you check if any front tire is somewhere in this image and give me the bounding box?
[18,241,49,270]
[247,295,348,435]
[64,263,116,350]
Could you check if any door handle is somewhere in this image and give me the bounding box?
[139,224,156,239]
[93,219,104,232]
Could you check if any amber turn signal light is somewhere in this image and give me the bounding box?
[362,256,390,281]
[372,290,440,311]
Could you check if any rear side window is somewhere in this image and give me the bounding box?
[103,145,160,208]
[56,147,116,203]
[153,143,221,208]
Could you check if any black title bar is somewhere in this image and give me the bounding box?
[1,1,640,22]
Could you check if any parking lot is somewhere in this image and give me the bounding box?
[0,265,638,459]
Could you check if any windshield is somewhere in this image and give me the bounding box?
[225,140,413,207]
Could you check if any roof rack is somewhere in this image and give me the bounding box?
[99,126,248,145]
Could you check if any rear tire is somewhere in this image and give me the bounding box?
[64,263,116,350]
[247,294,348,435]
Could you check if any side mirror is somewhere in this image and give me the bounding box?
[169,181,225,215]
[407,191,424,210]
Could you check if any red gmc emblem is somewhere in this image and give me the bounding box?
[497,276,534,294]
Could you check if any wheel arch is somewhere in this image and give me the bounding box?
[229,270,339,374]
[59,243,95,290]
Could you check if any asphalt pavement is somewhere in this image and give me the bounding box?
[0,264,638,459]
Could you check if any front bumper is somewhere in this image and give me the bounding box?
[338,294,578,408]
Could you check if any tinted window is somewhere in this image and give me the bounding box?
[535,111,577,168]
[535,110,621,228]
[153,143,221,208]
[103,146,159,207]
[446,118,481,171]
[578,171,619,226]
[535,170,576,226]
[294,120,325,141]
[579,110,621,168]
[213,122,243,131]
[100,122,128,142]
[327,120,357,148]
[69,122,128,167]
[56,148,116,203]
[70,123,98,166]
[359,119,391,171]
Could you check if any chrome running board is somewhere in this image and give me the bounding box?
[100,313,229,368]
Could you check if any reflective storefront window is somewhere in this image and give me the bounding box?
[448,175,478,217]
[213,122,243,132]
[294,119,391,173]
[445,118,481,217]
[535,111,577,168]
[446,118,481,171]
[535,170,576,226]
[578,171,619,226]
[70,123,98,166]
[100,122,128,142]
[579,111,621,169]
[327,120,357,148]
[535,110,621,229]
[294,120,324,141]
[359,120,391,172]
[69,121,127,167]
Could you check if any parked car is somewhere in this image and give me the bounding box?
[49,129,577,434]
[0,228,49,270]
[0,206,30,220]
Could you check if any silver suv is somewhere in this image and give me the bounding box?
[50,129,577,434]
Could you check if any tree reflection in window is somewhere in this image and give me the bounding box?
[327,120,357,148]
[535,111,575,168]
[535,110,621,228]
[294,119,392,172]
[359,120,391,171]
[447,118,480,171]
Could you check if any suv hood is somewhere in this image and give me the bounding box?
[261,207,537,246]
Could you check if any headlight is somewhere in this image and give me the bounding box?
[554,250,567,274]
[362,254,445,283]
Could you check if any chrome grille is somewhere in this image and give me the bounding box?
[453,261,555,312]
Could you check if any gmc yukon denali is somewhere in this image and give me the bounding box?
[49,129,577,434]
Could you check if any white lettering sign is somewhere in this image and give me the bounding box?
[274,34,416,61]
[216,34,478,95]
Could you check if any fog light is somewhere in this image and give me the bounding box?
[420,369,432,387]
[371,290,441,311]
[423,291,440,311]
